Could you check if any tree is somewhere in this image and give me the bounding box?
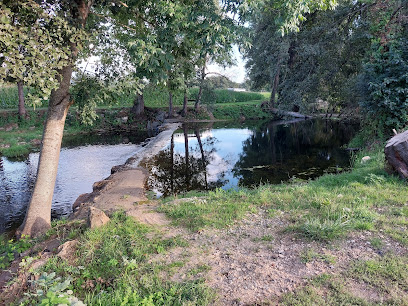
[15,0,91,237]
[0,1,76,119]
[2,0,239,237]
[245,0,374,113]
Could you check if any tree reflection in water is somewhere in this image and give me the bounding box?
[233,119,359,185]
[141,124,228,197]
[142,119,359,196]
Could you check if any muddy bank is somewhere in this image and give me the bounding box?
[70,123,180,220]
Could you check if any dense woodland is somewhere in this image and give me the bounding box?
[246,0,408,134]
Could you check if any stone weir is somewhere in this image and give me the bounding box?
[70,122,180,223]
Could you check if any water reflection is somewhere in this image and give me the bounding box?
[0,132,148,233]
[141,125,228,197]
[143,119,358,196]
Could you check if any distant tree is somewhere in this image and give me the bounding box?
[205,75,240,89]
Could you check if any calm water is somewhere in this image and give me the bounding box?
[0,119,358,233]
[0,132,148,233]
[141,119,359,197]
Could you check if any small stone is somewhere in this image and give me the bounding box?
[87,207,110,229]
[57,240,79,261]
[361,156,371,163]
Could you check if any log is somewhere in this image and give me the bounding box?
[270,108,312,119]
[385,130,408,179]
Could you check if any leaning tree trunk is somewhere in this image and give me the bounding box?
[131,92,144,116]
[385,130,408,179]
[181,90,188,117]
[19,66,73,237]
[18,0,91,238]
[17,81,27,119]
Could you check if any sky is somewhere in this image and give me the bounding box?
[79,45,247,84]
[207,45,247,84]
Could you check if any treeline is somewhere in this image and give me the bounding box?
[0,85,263,109]
[245,0,408,133]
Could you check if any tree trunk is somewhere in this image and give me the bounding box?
[17,81,27,119]
[18,0,91,238]
[270,58,281,109]
[183,125,189,188]
[19,65,73,237]
[131,92,144,116]
[195,64,206,111]
[182,90,188,117]
[168,91,173,118]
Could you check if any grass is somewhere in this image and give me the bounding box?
[160,146,408,243]
[159,190,257,232]
[210,103,272,120]
[14,211,214,305]
[300,248,336,264]
[281,255,408,305]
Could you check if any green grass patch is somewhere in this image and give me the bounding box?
[159,189,257,232]
[349,255,408,296]
[281,274,368,305]
[31,212,214,305]
[300,248,336,264]
[211,103,273,120]
[160,146,408,242]
[282,254,408,305]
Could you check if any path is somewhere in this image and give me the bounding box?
[71,123,180,224]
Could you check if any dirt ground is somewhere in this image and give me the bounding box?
[137,202,407,305]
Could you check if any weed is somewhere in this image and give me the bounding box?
[0,234,32,269]
[253,235,274,242]
[39,211,214,305]
[188,264,211,276]
[369,237,383,249]
[300,248,336,264]
[20,272,85,306]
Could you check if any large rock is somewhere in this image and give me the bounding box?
[72,193,93,211]
[385,130,408,179]
[87,207,110,229]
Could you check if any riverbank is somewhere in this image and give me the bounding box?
[1,138,407,304]
[0,101,282,159]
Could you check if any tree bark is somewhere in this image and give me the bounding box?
[168,91,173,118]
[195,63,206,111]
[18,0,92,238]
[17,81,27,119]
[181,90,188,117]
[131,92,144,116]
[19,65,73,237]
[270,57,281,109]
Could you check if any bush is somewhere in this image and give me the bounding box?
[360,38,408,131]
